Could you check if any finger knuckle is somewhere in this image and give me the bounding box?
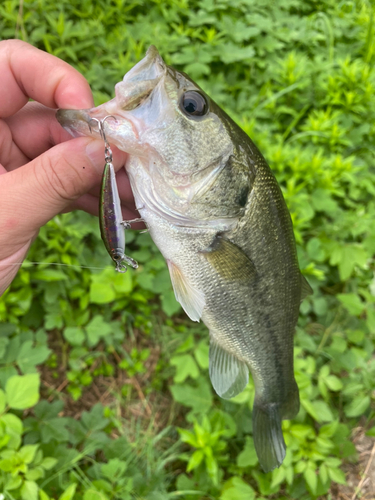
[37,154,81,202]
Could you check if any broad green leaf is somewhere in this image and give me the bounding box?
[89,282,115,304]
[312,401,334,422]
[5,475,22,490]
[170,354,199,382]
[63,327,85,346]
[194,341,209,369]
[85,315,112,347]
[58,484,77,500]
[337,294,365,316]
[237,437,258,467]
[17,341,51,373]
[83,490,108,500]
[161,289,181,316]
[304,467,317,494]
[328,467,346,484]
[41,457,58,470]
[325,375,343,391]
[220,477,256,500]
[271,466,285,488]
[101,458,127,480]
[39,491,50,500]
[25,468,44,481]
[19,444,39,464]
[32,269,67,281]
[170,379,212,413]
[0,389,6,413]
[21,480,38,500]
[345,395,370,417]
[6,374,40,410]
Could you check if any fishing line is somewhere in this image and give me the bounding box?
[0,262,108,271]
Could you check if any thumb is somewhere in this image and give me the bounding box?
[0,136,127,258]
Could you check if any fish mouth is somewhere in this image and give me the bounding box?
[56,45,167,150]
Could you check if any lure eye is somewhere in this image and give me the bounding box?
[180,91,208,117]
[113,252,123,261]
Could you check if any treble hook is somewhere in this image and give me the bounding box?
[88,115,117,164]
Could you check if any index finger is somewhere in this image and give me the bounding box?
[0,40,94,118]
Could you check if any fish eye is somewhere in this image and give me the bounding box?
[180,91,208,118]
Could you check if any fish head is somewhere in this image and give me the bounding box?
[57,46,234,188]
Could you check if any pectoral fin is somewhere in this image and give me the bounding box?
[201,236,256,282]
[300,274,313,301]
[167,260,205,322]
[209,340,249,399]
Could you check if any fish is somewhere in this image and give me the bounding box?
[56,46,312,472]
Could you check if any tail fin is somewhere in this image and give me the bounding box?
[252,402,285,473]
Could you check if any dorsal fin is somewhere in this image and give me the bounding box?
[301,274,313,301]
[167,260,205,322]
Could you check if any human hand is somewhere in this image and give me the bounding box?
[0,40,138,295]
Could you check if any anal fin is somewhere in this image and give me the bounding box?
[209,340,249,399]
[167,260,205,322]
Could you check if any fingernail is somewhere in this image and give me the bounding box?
[86,140,105,172]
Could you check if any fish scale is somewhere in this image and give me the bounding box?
[56,45,312,472]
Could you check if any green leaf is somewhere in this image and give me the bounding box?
[21,480,38,500]
[311,189,338,214]
[271,466,285,488]
[187,449,204,471]
[17,341,51,373]
[328,467,346,484]
[161,289,181,316]
[345,395,370,417]
[41,457,58,470]
[19,444,39,464]
[237,437,258,467]
[312,401,334,422]
[205,450,219,485]
[178,428,199,447]
[85,315,112,347]
[337,294,365,316]
[170,354,199,383]
[39,490,50,500]
[220,477,256,500]
[58,484,77,500]
[170,378,213,413]
[366,427,375,437]
[325,375,343,391]
[101,458,127,480]
[6,374,40,410]
[304,467,317,494]
[0,389,6,413]
[194,341,209,369]
[63,327,85,346]
[5,475,22,490]
[32,269,67,281]
[89,282,115,304]
[83,490,108,500]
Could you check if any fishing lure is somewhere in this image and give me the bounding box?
[91,116,138,273]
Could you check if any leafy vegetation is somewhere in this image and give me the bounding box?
[1,0,375,498]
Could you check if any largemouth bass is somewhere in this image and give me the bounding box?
[56,46,312,472]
